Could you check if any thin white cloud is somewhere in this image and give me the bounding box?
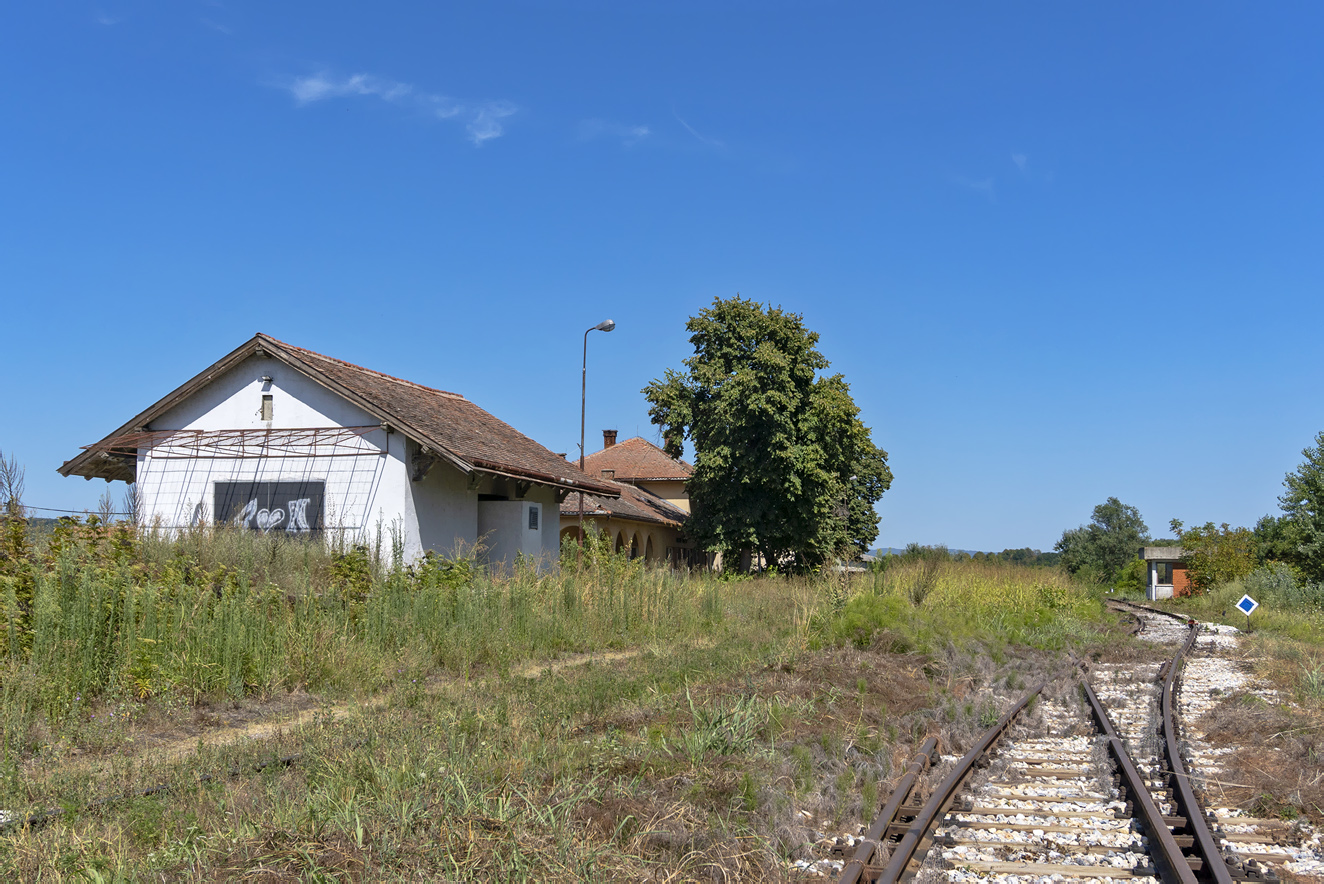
[672,109,724,148]
[289,73,413,104]
[578,119,651,146]
[953,176,996,201]
[1012,153,1028,173]
[95,12,120,26]
[284,71,515,146]
[465,102,517,145]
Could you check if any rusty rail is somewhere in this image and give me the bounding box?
[839,736,939,884]
[850,681,1044,884]
[1107,598,1242,883]
[1082,679,1200,884]
[1107,598,1197,626]
[1162,623,1237,884]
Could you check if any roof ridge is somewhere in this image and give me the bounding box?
[262,334,465,400]
[583,434,694,473]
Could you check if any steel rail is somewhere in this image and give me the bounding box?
[1162,622,1235,884]
[1081,679,1200,884]
[839,736,939,884]
[1106,598,1197,626]
[864,681,1044,884]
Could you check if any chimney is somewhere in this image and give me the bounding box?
[603,429,618,449]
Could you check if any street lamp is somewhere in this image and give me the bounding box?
[579,319,616,545]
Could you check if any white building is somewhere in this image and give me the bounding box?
[58,334,618,569]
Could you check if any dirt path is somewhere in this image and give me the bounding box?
[157,647,647,762]
[31,646,653,785]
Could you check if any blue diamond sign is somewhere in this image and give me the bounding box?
[1236,594,1259,616]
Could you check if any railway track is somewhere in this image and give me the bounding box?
[831,600,1318,884]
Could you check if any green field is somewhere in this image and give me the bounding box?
[0,519,1318,881]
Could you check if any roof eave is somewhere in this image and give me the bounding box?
[59,335,272,480]
[467,458,619,497]
[262,336,474,477]
[58,333,478,482]
[60,334,621,499]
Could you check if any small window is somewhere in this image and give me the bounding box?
[528,505,539,531]
[260,394,273,421]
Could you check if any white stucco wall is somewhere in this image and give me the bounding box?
[534,486,561,563]
[407,460,479,560]
[478,498,555,571]
[127,352,565,569]
[1147,561,1175,600]
[135,354,406,546]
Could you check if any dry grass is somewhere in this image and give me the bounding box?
[0,526,1140,880]
[1196,692,1324,822]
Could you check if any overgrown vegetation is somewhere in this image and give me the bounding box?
[1274,429,1324,582]
[0,513,1125,880]
[1169,519,1256,593]
[1054,496,1150,584]
[643,295,892,570]
[829,555,1106,655]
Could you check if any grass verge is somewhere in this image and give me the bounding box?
[0,519,1131,880]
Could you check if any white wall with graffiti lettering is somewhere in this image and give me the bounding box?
[131,354,466,560]
[128,352,564,566]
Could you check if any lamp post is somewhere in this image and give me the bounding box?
[579,319,616,546]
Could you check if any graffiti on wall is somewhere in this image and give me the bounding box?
[214,481,325,533]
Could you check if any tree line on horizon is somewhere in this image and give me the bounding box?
[1052,430,1324,594]
[870,543,1060,568]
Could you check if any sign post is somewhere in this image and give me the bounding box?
[1236,594,1259,633]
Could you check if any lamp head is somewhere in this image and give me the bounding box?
[592,319,616,333]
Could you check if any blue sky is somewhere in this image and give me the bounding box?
[3,2,1322,552]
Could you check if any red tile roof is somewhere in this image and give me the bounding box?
[581,436,692,482]
[559,480,687,528]
[60,333,619,497]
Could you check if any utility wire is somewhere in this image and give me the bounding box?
[11,505,132,516]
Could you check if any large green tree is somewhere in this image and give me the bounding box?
[1054,497,1150,582]
[1169,519,1256,593]
[1279,430,1324,581]
[643,296,891,570]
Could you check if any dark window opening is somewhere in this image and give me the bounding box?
[215,480,324,534]
[528,506,539,530]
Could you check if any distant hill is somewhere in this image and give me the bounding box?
[875,546,982,557]
[873,545,1060,566]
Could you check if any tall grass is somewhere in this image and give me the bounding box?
[0,517,801,764]
[0,518,1139,879]
[822,557,1107,654]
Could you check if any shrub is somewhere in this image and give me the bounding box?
[832,592,910,650]
[1245,563,1324,614]
[1171,520,1256,593]
[1115,557,1147,593]
[330,545,375,603]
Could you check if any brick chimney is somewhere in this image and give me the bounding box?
[603,429,618,449]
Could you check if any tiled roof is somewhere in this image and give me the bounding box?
[60,333,619,497]
[560,480,687,528]
[582,436,692,482]
[273,339,616,492]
